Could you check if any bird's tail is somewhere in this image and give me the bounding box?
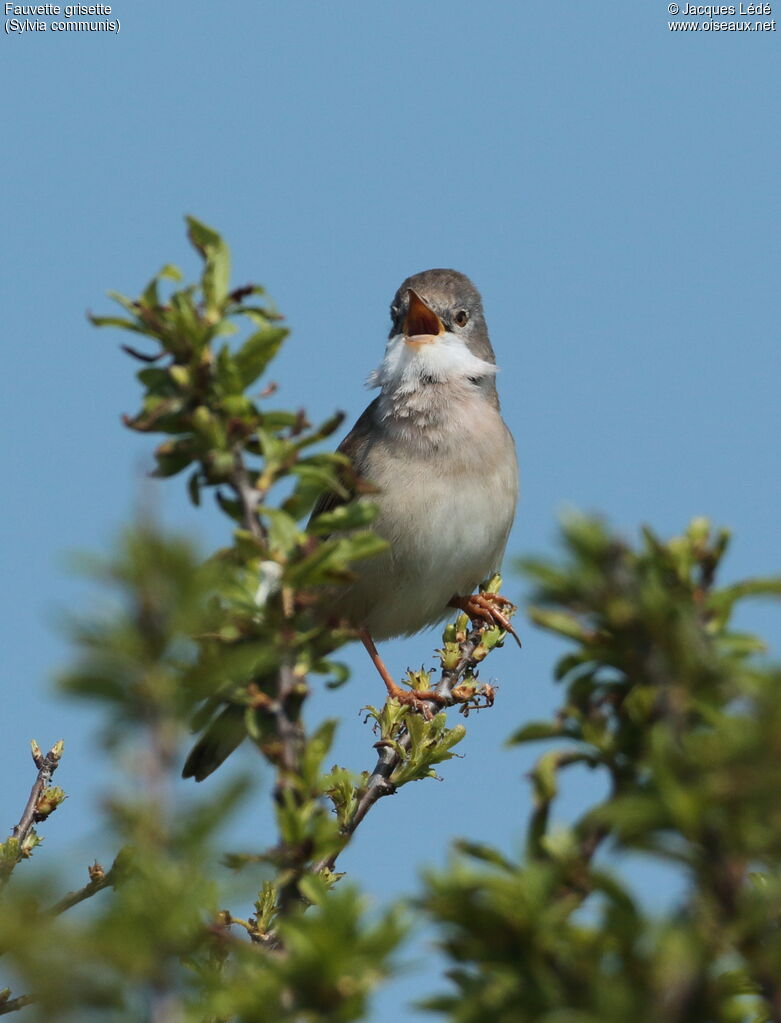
[181,704,247,782]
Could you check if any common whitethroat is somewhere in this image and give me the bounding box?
[312,268,519,708]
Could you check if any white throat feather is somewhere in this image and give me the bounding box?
[366,331,498,395]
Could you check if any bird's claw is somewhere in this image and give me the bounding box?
[386,683,447,719]
[450,592,522,648]
[361,629,450,716]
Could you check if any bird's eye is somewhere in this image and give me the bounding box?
[390,304,399,320]
[454,310,469,327]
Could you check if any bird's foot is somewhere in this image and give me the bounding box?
[360,628,446,718]
[449,592,522,648]
[384,680,447,719]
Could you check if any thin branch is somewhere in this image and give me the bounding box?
[314,622,498,873]
[1,740,64,887]
[0,994,35,1016]
[357,624,489,824]
[229,453,266,542]
[271,653,309,914]
[274,659,305,780]
[47,861,115,917]
[12,740,63,844]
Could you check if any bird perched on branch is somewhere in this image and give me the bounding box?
[183,268,518,780]
[311,268,519,707]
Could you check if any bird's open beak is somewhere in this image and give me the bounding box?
[404,289,445,347]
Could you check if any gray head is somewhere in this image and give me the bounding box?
[371,269,502,411]
[388,268,496,367]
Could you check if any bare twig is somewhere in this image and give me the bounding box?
[0,740,64,887]
[229,454,266,541]
[47,860,115,917]
[12,740,63,844]
[274,658,306,782]
[270,652,309,914]
[0,993,35,1016]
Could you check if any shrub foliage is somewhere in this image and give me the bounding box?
[0,222,779,1023]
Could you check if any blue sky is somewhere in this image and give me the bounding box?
[2,1,779,1018]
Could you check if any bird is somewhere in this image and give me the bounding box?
[182,268,518,780]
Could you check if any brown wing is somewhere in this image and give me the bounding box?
[309,397,381,522]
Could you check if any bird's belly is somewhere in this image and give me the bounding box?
[341,455,516,640]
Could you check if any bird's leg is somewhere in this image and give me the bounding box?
[449,592,522,648]
[359,628,446,714]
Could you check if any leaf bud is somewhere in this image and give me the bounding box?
[168,364,191,390]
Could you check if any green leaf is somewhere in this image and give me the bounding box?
[168,289,204,352]
[709,577,781,621]
[186,216,230,318]
[137,367,174,393]
[262,507,304,555]
[287,464,345,514]
[717,631,767,657]
[234,326,288,388]
[507,720,567,745]
[158,263,183,282]
[152,440,194,478]
[303,720,338,778]
[452,840,515,872]
[260,410,301,429]
[292,411,347,449]
[309,502,378,534]
[531,750,561,804]
[215,490,242,521]
[141,274,160,309]
[284,539,346,587]
[105,289,141,317]
[89,314,148,335]
[187,470,202,507]
[256,425,290,465]
[312,658,350,689]
[336,531,389,564]
[215,344,244,396]
[528,606,594,643]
